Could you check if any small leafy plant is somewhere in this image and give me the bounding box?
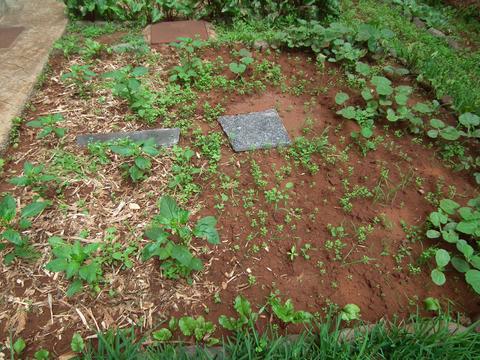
[27,113,67,139]
[108,138,160,182]
[426,197,480,294]
[103,66,156,122]
[0,194,49,264]
[179,316,217,343]
[219,295,258,331]
[142,196,219,279]
[169,37,205,84]
[340,303,361,321]
[268,293,312,324]
[45,236,103,296]
[9,161,59,194]
[61,64,96,97]
[229,48,254,77]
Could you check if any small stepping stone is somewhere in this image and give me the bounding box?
[76,128,180,147]
[0,26,24,48]
[150,20,209,44]
[218,109,291,152]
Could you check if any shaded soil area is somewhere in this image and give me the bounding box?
[0,32,479,357]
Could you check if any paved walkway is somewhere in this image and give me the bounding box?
[0,0,67,151]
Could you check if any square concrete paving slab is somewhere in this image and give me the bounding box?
[218,109,291,152]
[150,20,208,44]
[0,26,24,48]
[76,128,180,147]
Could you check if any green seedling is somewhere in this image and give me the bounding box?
[268,293,312,324]
[27,113,66,139]
[45,236,103,296]
[426,197,480,294]
[340,303,361,321]
[179,316,217,343]
[0,194,49,264]
[107,138,159,182]
[229,48,254,76]
[142,196,219,280]
[219,295,258,331]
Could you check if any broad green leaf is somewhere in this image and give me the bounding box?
[413,102,432,114]
[79,262,100,283]
[439,126,460,141]
[152,328,172,341]
[441,229,458,243]
[424,297,440,312]
[429,211,447,227]
[13,338,26,354]
[189,257,203,271]
[158,196,188,225]
[337,106,356,119]
[451,256,470,273]
[229,62,246,75]
[131,66,148,77]
[431,269,446,285]
[430,118,445,129]
[361,88,373,101]
[66,279,83,297]
[134,156,151,170]
[459,113,479,127]
[471,256,480,270]
[386,108,398,122]
[371,76,392,96]
[34,349,49,360]
[66,261,80,279]
[340,303,361,321]
[335,92,349,105]
[439,199,460,215]
[360,127,373,138]
[456,240,474,260]
[465,269,480,294]
[71,332,85,352]
[427,129,438,138]
[179,316,197,336]
[2,229,23,245]
[0,194,16,223]
[395,93,408,106]
[171,245,193,266]
[218,315,238,330]
[110,145,135,156]
[457,221,477,235]
[193,216,220,244]
[21,201,49,219]
[435,249,450,268]
[46,258,69,272]
[355,62,370,76]
[426,229,440,239]
[144,227,168,243]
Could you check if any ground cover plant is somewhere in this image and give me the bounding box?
[0,1,480,357]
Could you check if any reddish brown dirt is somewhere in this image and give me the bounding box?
[0,35,479,357]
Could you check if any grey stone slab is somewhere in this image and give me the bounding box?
[218,109,291,152]
[76,128,180,147]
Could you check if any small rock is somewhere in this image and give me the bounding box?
[413,17,426,29]
[417,189,425,195]
[111,43,137,53]
[471,312,480,333]
[428,27,446,38]
[447,37,462,50]
[129,203,140,210]
[440,95,453,106]
[338,324,376,343]
[253,40,270,51]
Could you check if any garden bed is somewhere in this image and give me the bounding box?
[0,22,479,357]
